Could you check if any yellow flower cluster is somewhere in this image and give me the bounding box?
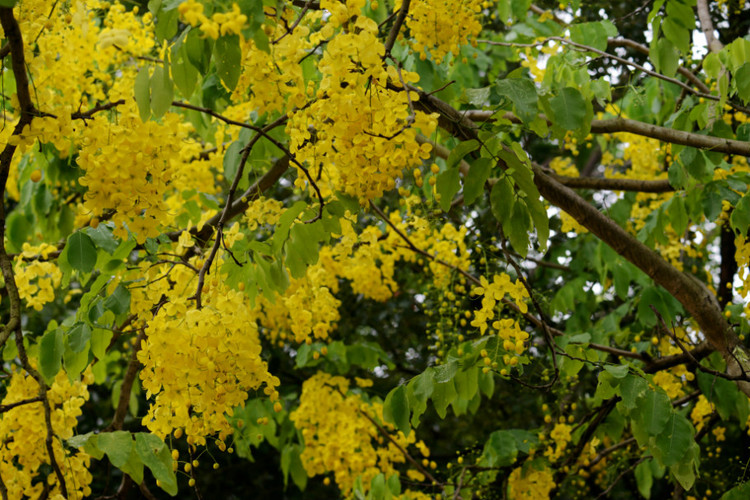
[232,12,312,113]
[690,395,713,431]
[470,274,529,351]
[138,283,280,447]
[507,465,556,499]
[288,1,437,202]
[0,368,93,499]
[400,0,483,62]
[77,107,185,244]
[290,373,423,496]
[14,252,63,311]
[545,422,572,461]
[177,1,248,39]
[257,264,341,345]
[245,197,285,230]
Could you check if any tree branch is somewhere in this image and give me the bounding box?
[383,0,410,55]
[696,0,723,53]
[465,110,750,157]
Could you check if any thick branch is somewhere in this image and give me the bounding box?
[696,0,723,53]
[465,110,750,157]
[548,172,673,193]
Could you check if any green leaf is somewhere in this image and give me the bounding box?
[91,328,113,360]
[680,147,711,181]
[154,5,179,41]
[185,28,212,74]
[734,63,750,103]
[383,385,410,437]
[135,433,178,496]
[0,0,19,7]
[463,158,492,205]
[667,196,687,235]
[652,37,680,77]
[281,444,307,490]
[433,361,458,383]
[505,200,531,257]
[446,140,479,169]
[730,193,750,235]
[455,366,479,401]
[133,66,151,122]
[431,379,457,419]
[436,167,461,212]
[653,412,693,466]
[459,86,490,106]
[549,87,587,131]
[635,459,653,499]
[619,375,649,412]
[172,40,199,98]
[632,389,671,437]
[39,329,63,382]
[6,212,31,253]
[482,430,518,467]
[214,35,241,91]
[104,284,131,316]
[569,20,618,51]
[662,17,689,54]
[721,482,750,500]
[66,323,92,353]
[223,140,244,182]
[407,369,435,427]
[66,231,97,274]
[98,431,135,468]
[150,65,174,119]
[604,364,629,379]
[490,177,514,223]
[496,78,538,123]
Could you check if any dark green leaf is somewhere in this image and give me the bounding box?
[482,430,518,467]
[653,412,693,466]
[134,67,152,122]
[66,231,97,274]
[66,323,92,353]
[496,78,538,123]
[633,389,671,436]
[383,385,410,437]
[569,20,618,51]
[463,158,492,205]
[490,177,514,223]
[446,140,479,169]
[39,329,63,382]
[436,167,461,212]
[549,87,587,130]
[135,433,178,496]
[214,35,241,91]
[150,65,174,119]
[104,284,131,316]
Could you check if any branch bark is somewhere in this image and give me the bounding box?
[464,110,750,157]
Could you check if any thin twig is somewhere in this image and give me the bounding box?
[0,395,43,413]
